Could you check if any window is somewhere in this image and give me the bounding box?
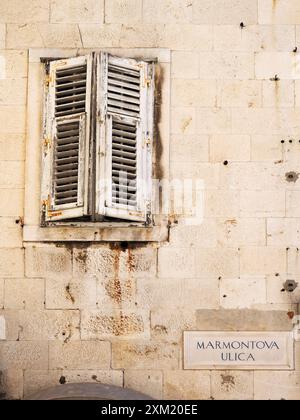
[41,52,154,225]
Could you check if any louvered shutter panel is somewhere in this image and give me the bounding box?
[96,53,154,222]
[41,55,92,222]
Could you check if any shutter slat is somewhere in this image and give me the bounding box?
[108,92,140,105]
[107,62,141,118]
[108,98,139,112]
[111,118,137,207]
[55,65,87,118]
[53,120,80,206]
[108,85,140,98]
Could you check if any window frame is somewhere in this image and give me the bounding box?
[23,48,170,243]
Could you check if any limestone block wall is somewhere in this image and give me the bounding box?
[0,0,299,400]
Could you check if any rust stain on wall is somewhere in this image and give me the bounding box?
[154,64,164,180]
[65,283,75,304]
[221,374,235,391]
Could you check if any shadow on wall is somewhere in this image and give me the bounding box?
[27,382,153,400]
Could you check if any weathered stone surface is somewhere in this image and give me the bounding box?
[204,190,240,218]
[0,369,23,400]
[211,371,254,400]
[170,135,209,163]
[162,24,213,51]
[0,341,48,369]
[124,370,162,399]
[143,0,192,24]
[0,279,3,309]
[18,310,80,341]
[255,52,300,79]
[151,309,196,342]
[286,191,300,217]
[263,80,295,107]
[137,277,219,310]
[258,0,300,24]
[216,218,266,247]
[79,23,121,48]
[231,108,300,135]
[105,0,142,23]
[240,246,286,275]
[171,51,199,79]
[0,218,23,248]
[7,23,83,49]
[0,190,24,217]
[0,0,49,23]
[287,247,300,275]
[49,341,111,370]
[0,50,28,78]
[112,341,179,369]
[192,0,257,24]
[4,278,44,310]
[220,277,267,309]
[25,245,72,278]
[0,25,5,49]
[81,310,150,340]
[171,107,196,135]
[0,106,25,133]
[251,135,283,161]
[164,370,211,400]
[196,309,294,331]
[210,135,251,162]
[214,24,295,52]
[0,79,27,105]
[0,248,24,277]
[172,79,216,107]
[73,245,156,280]
[195,247,239,278]
[254,371,300,400]
[217,80,261,108]
[51,0,104,23]
[158,247,196,278]
[46,276,97,310]
[0,134,25,161]
[199,53,254,79]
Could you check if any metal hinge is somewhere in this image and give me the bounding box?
[43,138,51,150]
[144,78,151,88]
[45,73,53,88]
[144,138,151,147]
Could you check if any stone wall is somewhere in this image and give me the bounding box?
[0,0,300,400]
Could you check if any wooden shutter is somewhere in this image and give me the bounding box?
[96,53,154,222]
[41,55,92,222]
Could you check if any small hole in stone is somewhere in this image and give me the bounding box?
[15,219,20,224]
[223,295,227,298]
[59,376,66,385]
[281,140,285,144]
[223,160,228,166]
[275,273,279,277]
[289,139,293,143]
[281,288,285,292]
